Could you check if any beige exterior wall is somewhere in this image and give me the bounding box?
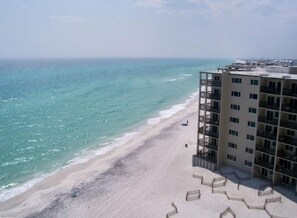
[197,69,297,192]
[218,73,259,173]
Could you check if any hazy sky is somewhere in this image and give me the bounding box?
[0,0,296,59]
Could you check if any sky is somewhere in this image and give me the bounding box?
[0,0,296,59]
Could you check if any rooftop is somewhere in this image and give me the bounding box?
[213,59,297,80]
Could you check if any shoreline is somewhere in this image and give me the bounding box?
[0,93,199,216]
[1,92,297,218]
[0,90,198,205]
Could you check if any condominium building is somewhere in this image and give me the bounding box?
[193,62,297,193]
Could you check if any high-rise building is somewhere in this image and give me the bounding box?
[193,61,297,192]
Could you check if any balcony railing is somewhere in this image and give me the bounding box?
[198,127,219,138]
[204,142,218,151]
[260,86,281,95]
[199,115,220,126]
[205,130,219,138]
[281,105,297,113]
[280,120,297,131]
[200,91,221,100]
[197,150,217,163]
[277,150,297,163]
[200,79,221,87]
[276,166,297,179]
[257,130,277,141]
[283,89,297,98]
[200,103,221,113]
[258,116,279,126]
[256,144,276,156]
[254,159,274,170]
[259,101,280,110]
[279,135,297,146]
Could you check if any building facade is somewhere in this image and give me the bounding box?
[194,63,297,193]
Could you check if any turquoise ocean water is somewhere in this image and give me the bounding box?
[0,58,231,201]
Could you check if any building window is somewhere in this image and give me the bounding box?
[246,134,255,141]
[285,145,293,151]
[231,91,241,97]
[250,93,258,99]
[230,117,239,123]
[275,112,279,118]
[289,114,297,121]
[232,78,242,84]
[251,79,259,85]
[249,107,257,114]
[248,121,256,127]
[230,104,240,110]
[287,130,295,137]
[245,147,253,154]
[227,154,237,161]
[229,129,239,136]
[245,160,252,167]
[228,142,237,149]
[214,76,220,81]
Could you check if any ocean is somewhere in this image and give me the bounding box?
[0,58,231,201]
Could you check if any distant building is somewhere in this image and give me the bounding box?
[194,61,297,193]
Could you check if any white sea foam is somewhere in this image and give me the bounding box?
[165,74,192,82]
[1,98,19,102]
[147,90,198,125]
[0,129,139,202]
[182,73,192,77]
[0,174,54,203]
[189,91,199,98]
[66,132,139,166]
[0,90,198,203]
[165,78,177,82]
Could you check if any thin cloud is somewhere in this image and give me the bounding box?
[136,0,297,19]
[136,0,167,8]
[50,15,87,23]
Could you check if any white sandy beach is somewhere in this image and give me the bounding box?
[1,98,297,218]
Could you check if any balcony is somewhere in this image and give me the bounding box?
[200,103,220,113]
[200,91,221,100]
[196,150,217,163]
[254,159,274,170]
[204,142,218,151]
[200,79,221,87]
[256,144,276,156]
[259,101,280,111]
[198,127,219,138]
[258,116,278,126]
[283,89,297,98]
[277,150,297,163]
[280,120,297,131]
[276,166,297,179]
[205,130,219,138]
[257,130,277,141]
[199,115,220,126]
[260,86,281,95]
[279,135,297,146]
[281,105,297,113]
[198,139,205,146]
